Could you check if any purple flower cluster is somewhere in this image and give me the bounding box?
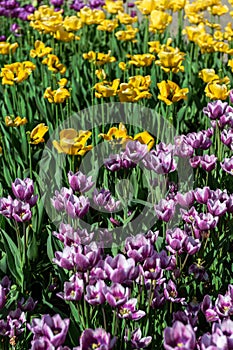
[70,0,105,11]
[0,0,35,20]
[52,173,91,219]
[28,314,70,349]
[0,178,38,222]
[75,328,116,350]
[163,284,233,349]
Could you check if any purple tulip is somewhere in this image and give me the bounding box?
[194,187,211,204]
[183,236,201,255]
[176,190,194,207]
[65,194,90,219]
[194,212,219,231]
[105,283,130,307]
[68,170,94,193]
[215,293,233,317]
[143,149,177,174]
[18,296,37,312]
[186,131,212,150]
[221,129,233,149]
[104,254,139,284]
[203,100,229,120]
[7,308,26,337]
[50,0,64,6]
[125,234,154,262]
[189,155,201,168]
[74,244,101,272]
[164,280,185,303]
[12,178,34,201]
[53,245,80,270]
[174,135,194,158]
[85,280,107,305]
[201,295,219,322]
[142,254,165,282]
[166,228,187,255]
[221,157,233,175]
[200,154,217,172]
[58,273,84,301]
[124,140,148,163]
[207,198,228,216]
[0,195,13,218]
[10,23,22,36]
[154,199,176,222]
[77,328,116,350]
[104,154,123,171]
[128,328,152,349]
[117,298,146,320]
[28,314,69,348]
[51,187,73,212]
[0,35,6,41]
[164,321,196,350]
[12,200,32,222]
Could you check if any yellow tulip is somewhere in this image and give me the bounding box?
[127,53,155,67]
[117,76,152,102]
[134,131,154,150]
[53,129,92,156]
[149,10,172,33]
[42,54,66,74]
[30,123,49,144]
[103,0,124,14]
[119,62,127,71]
[198,69,219,83]
[135,0,157,15]
[0,42,18,55]
[97,19,118,32]
[5,116,28,127]
[155,47,185,73]
[0,61,36,85]
[63,16,83,31]
[79,7,105,25]
[44,87,70,103]
[116,11,138,24]
[210,4,228,16]
[99,122,131,141]
[115,25,138,42]
[94,79,120,98]
[148,41,161,53]
[83,51,116,66]
[95,69,106,80]
[204,79,230,100]
[157,80,189,105]
[30,40,52,58]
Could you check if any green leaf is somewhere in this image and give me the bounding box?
[0,229,23,286]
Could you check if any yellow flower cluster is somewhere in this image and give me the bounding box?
[157,80,189,105]
[115,25,138,42]
[42,54,66,75]
[53,129,92,155]
[30,123,49,144]
[0,42,18,55]
[28,5,80,42]
[83,51,116,66]
[0,61,36,85]
[199,69,230,100]
[78,7,105,25]
[155,41,185,73]
[5,116,28,127]
[30,40,53,58]
[93,75,152,102]
[99,122,154,150]
[127,53,155,67]
[44,79,70,104]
